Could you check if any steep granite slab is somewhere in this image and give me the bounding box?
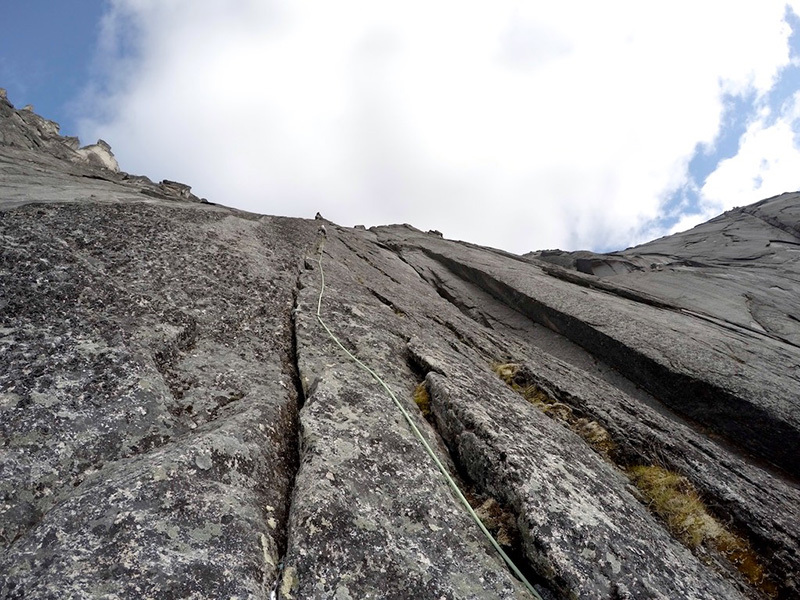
[0,195,312,596]
[3,95,798,599]
[283,231,529,598]
[407,339,746,600]
[390,243,800,595]
[533,194,800,347]
[373,226,800,477]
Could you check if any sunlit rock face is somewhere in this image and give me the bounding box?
[1,92,798,600]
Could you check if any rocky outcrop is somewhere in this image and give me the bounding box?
[1,94,798,599]
[75,139,120,172]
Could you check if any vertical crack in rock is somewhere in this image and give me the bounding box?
[417,360,750,599]
[0,200,310,598]
[338,235,405,286]
[4,97,799,599]
[267,267,307,598]
[366,287,407,317]
[277,234,540,598]
[419,268,495,329]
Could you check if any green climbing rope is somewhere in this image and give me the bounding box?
[312,239,543,600]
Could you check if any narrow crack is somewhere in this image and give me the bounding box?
[289,274,307,410]
[378,242,497,332]
[366,287,406,317]
[339,235,403,286]
[767,238,800,247]
[416,373,559,599]
[742,206,800,241]
[268,265,306,598]
[538,258,800,349]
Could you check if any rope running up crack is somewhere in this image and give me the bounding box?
[312,238,542,600]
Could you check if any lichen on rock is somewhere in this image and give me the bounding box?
[2,94,799,600]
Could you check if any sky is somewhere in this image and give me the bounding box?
[2,1,800,254]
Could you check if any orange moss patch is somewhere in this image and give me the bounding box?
[492,362,615,457]
[628,465,776,597]
[413,382,431,418]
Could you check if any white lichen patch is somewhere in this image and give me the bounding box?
[280,566,299,599]
[354,516,378,532]
[606,552,622,574]
[152,465,168,482]
[189,522,222,542]
[0,392,20,409]
[31,390,59,408]
[260,532,275,568]
[195,453,213,470]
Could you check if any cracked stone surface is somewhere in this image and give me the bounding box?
[2,92,799,599]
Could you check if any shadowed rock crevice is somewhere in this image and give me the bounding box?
[339,234,404,286]
[428,274,494,329]
[366,287,406,317]
[417,356,749,599]
[491,357,800,599]
[411,374,559,599]
[421,248,799,478]
[263,268,307,598]
[742,203,800,241]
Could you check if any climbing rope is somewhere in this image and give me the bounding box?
[312,239,543,600]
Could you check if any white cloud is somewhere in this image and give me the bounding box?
[79,0,798,253]
[701,90,800,211]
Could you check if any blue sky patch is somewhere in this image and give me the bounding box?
[0,1,106,136]
[648,4,800,243]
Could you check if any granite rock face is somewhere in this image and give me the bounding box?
[1,93,798,599]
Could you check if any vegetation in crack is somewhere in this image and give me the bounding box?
[493,363,616,458]
[408,376,555,599]
[413,382,432,419]
[493,361,778,598]
[627,465,777,598]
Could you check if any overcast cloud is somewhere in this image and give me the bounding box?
[79,1,800,253]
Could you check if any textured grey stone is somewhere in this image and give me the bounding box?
[375,225,800,477]
[2,93,798,599]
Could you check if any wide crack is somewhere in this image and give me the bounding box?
[406,355,557,599]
